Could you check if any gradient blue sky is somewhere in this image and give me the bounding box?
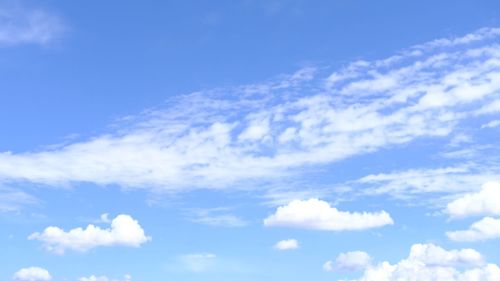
[1,1,500,281]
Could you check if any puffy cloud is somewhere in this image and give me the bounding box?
[13,267,51,281]
[0,28,498,194]
[28,214,150,254]
[447,182,500,218]
[263,199,393,231]
[348,244,500,281]
[447,217,500,242]
[0,4,64,46]
[273,239,299,250]
[324,251,371,272]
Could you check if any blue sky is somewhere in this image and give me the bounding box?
[1,1,500,281]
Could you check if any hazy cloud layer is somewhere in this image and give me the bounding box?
[0,3,64,46]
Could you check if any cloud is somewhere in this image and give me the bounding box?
[481,120,500,129]
[78,275,132,281]
[447,217,500,242]
[0,186,37,212]
[187,208,247,227]
[13,267,51,281]
[273,239,299,250]
[446,182,500,218]
[0,28,498,194]
[356,166,500,202]
[324,251,371,272]
[0,3,64,46]
[348,243,500,281]
[263,198,393,231]
[179,253,217,272]
[28,214,150,254]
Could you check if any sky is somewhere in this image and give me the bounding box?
[1,0,500,280]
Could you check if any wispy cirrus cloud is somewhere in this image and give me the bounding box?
[0,2,64,46]
[355,165,500,201]
[0,186,38,212]
[187,207,248,227]
[0,28,499,195]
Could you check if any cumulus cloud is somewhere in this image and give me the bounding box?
[323,251,371,272]
[348,243,500,281]
[0,28,498,194]
[0,3,64,46]
[447,182,500,218]
[13,267,51,281]
[447,217,500,242]
[28,214,150,254]
[263,198,393,231]
[273,239,299,250]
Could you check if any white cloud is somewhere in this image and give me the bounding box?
[180,253,217,272]
[0,4,64,46]
[348,243,500,281]
[13,267,51,281]
[78,275,132,281]
[481,120,500,129]
[28,214,150,254]
[447,217,500,242]
[0,28,498,194]
[0,187,37,212]
[78,276,109,281]
[238,116,270,141]
[356,166,500,202]
[447,182,500,218]
[263,198,393,231]
[323,260,335,272]
[323,251,371,272]
[273,239,299,250]
[188,208,247,227]
[99,213,111,224]
[476,99,500,115]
